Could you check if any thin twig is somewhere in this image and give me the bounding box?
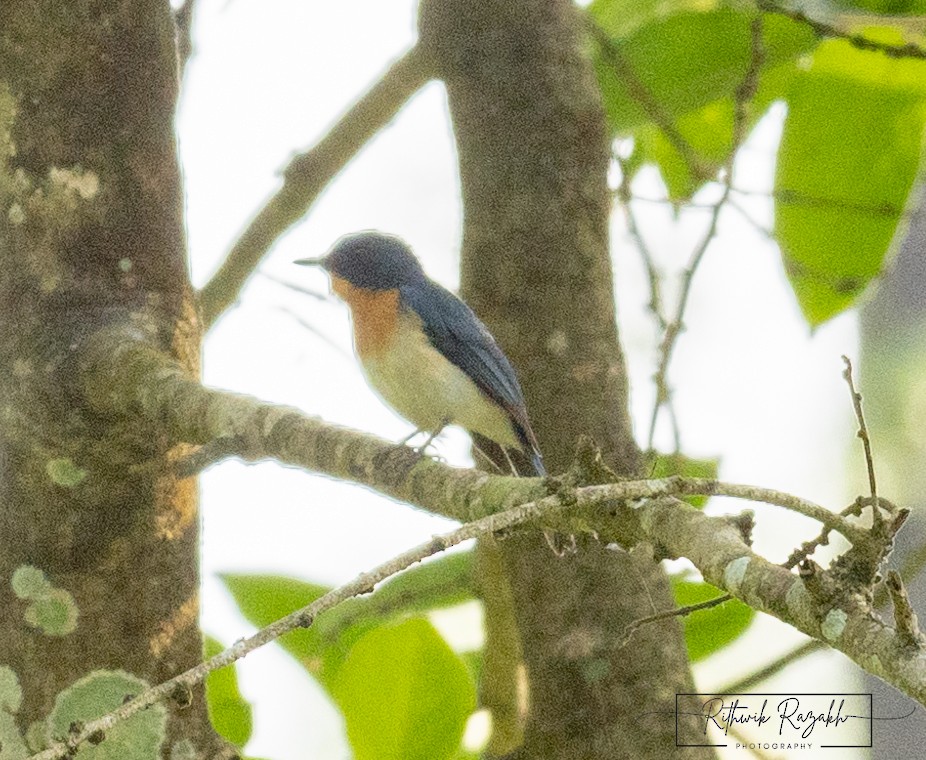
[255,271,347,355]
[258,269,329,300]
[624,477,867,544]
[616,593,732,649]
[198,45,434,327]
[26,493,569,760]
[887,570,926,648]
[614,155,668,333]
[757,0,926,60]
[614,152,678,447]
[728,196,774,239]
[842,356,881,526]
[731,18,765,150]
[624,193,720,209]
[275,305,349,358]
[709,481,866,542]
[718,639,827,695]
[783,498,867,569]
[646,19,765,449]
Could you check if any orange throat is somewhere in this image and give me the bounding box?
[331,275,400,358]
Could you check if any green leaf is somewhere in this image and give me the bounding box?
[221,573,329,670]
[222,572,381,693]
[222,554,476,689]
[312,551,474,646]
[648,454,719,508]
[636,102,734,201]
[588,0,718,39]
[593,9,817,136]
[830,0,926,12]
[459,649,483,687]
[775,33,926,325]
[47,670,166,760]
[672,578,754,661]
[339,551,473,618]
[333,618,475,760]
[203,636,253,748]
[624,13,816,198]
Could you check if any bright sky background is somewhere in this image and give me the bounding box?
[177,1,864,757]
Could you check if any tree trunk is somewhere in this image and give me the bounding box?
[0,0,221,753]
[860,186,926,756]
[418,0,712,757]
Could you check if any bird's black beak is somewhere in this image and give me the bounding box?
[293,256,328,269]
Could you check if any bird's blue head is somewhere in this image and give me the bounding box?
[296,231,425,291]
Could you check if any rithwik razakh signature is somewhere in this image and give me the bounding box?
[699,697,860,739]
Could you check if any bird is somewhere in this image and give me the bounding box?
[295,231,545,477]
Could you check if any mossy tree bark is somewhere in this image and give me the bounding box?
[419,0,714,756]
[0,0,221,752]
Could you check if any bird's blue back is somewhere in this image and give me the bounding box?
[398,279,545,475]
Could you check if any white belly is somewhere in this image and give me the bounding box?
[360,314,519,447]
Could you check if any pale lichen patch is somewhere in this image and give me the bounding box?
[7,202,24,225]
[25,720,47,753]
[785,579,813,624]
[46,457,88,488]
[49,166,100,200]
[0,82,17,163]
[170,739,197,760]
[11,565,51,599]
[48,670,167,759]
[0,711,28,759]
[546,329,569,357]
[11,359,32,378]
[23,588,79,636]
[0,665,22,714]
[821,608,848,642]
[723,556,750,594]
[10,565,78,636]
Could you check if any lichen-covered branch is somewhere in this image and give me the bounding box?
[197,45,434,327]
[73,327,926,707]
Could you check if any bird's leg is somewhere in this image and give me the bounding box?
[501,447,519,477]
[413,417,451,454]
[397,428,425,446]
[471,441,504,474]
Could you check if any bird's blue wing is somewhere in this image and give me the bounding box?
[399,281,544,475]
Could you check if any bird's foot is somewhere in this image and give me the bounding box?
[541,475,580,557]
[408,418,450,456]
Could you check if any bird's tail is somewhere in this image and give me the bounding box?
[470,431,545,478]
[471,431,572,555]
[529,448,546,477]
